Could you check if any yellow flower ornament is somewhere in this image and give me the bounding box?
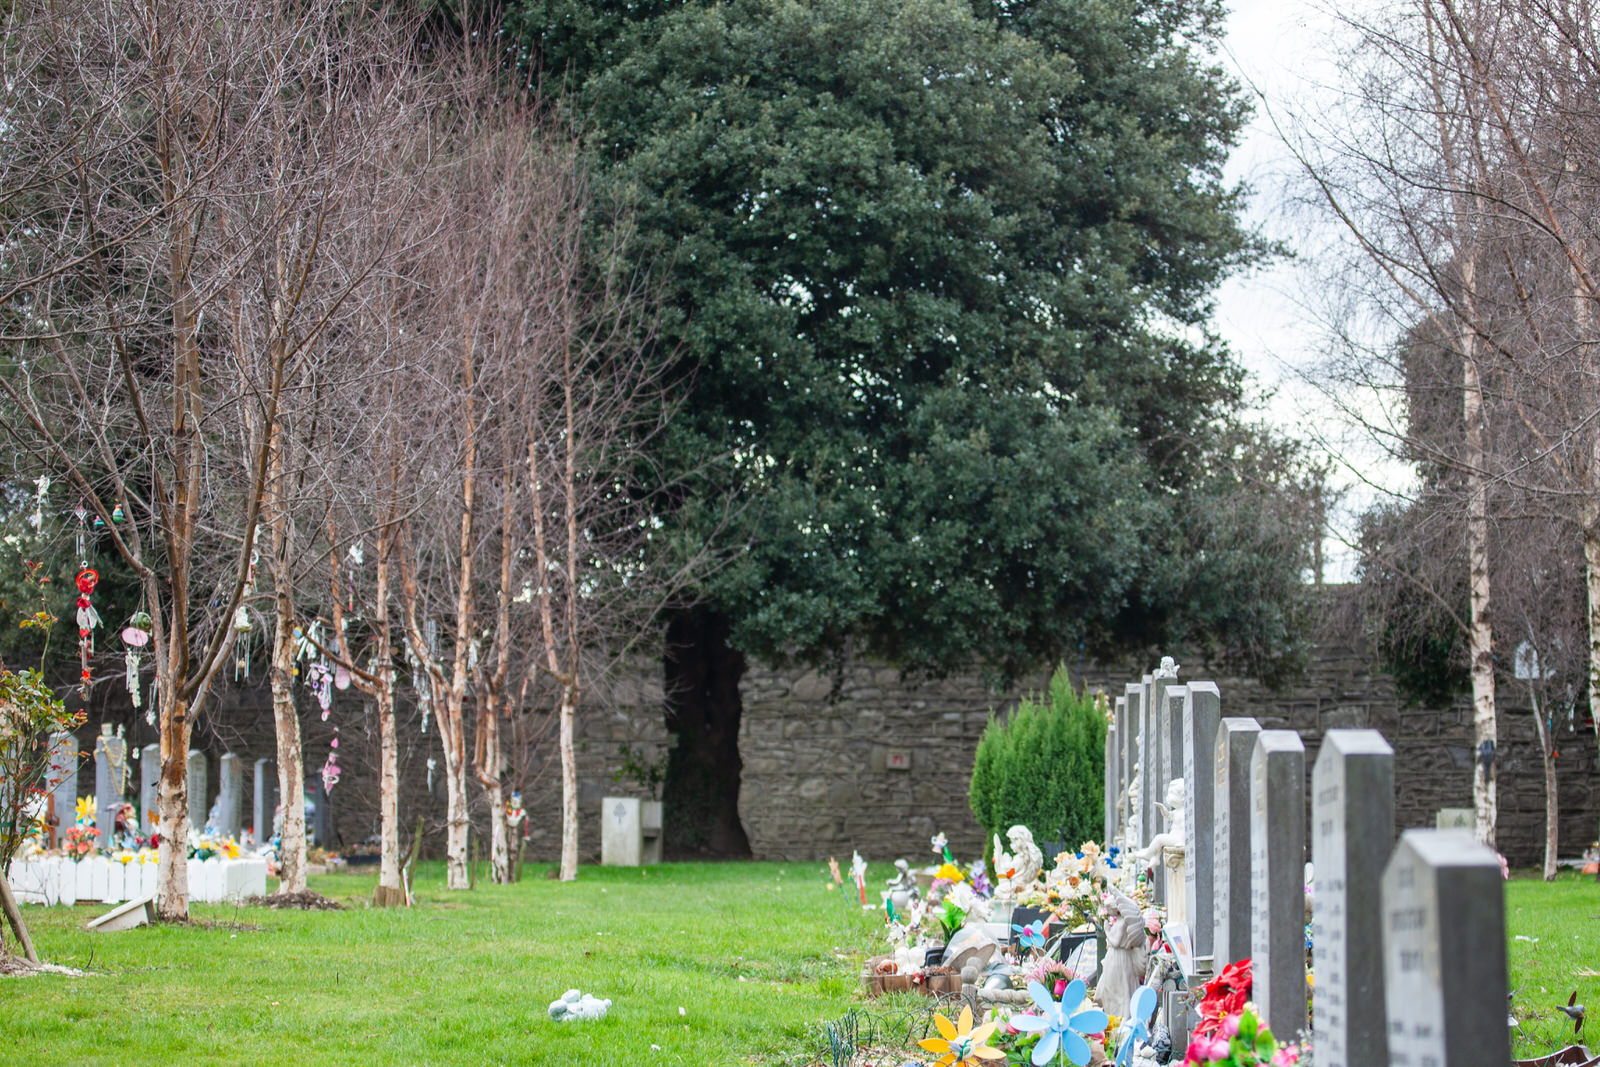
[919,1005,1005,1066]
[75,795,95,826]
[935,862,965,882]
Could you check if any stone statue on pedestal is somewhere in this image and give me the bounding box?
[993,824,1043,897]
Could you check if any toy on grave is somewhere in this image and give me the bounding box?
[547,988,612,1022]
[993,824,1044,898]
[1094,891,1148,1020]
[1136,779,1186,869]
[885,857,920,914]
[111,802,140,849]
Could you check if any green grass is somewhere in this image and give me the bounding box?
[1507,868,1600,1058]
[1,861,883,1067]
[5,861,1596,1065]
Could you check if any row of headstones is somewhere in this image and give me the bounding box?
[1103,672,1510,1067]
[46,732,331,847]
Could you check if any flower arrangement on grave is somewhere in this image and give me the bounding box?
[1022,956,1082,998]
[63,822,99,859]
[918,1005,1007,1066]
[1181,1002,1299,1067]
[1191,959,1252,1038]
[189,830,241,861]
[1021,841,1114,932]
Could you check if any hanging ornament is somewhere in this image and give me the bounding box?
[308,660,334,717]
[29,475,49,531]
[334,665,351,691]
[75,568,100,685]
[73,502,88,564]
[426,757,436,791]
[320,749,341,793]
[506,791,526,828]
[122,611,150,708]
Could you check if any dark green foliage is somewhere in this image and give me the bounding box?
[968,665,1106,856]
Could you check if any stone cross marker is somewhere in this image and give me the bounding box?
[46,732,79,845]
[186,749,208,832]
[215,753,243,838]
[140,743,159,835]
[1213,716,1262,966]
[1382,830,1510,1067]
[1182,682,1221,962]
[93,725,127,844]
[1312,730,1394,1067]
[254,758,278,844]
[1250,729,1306,1038]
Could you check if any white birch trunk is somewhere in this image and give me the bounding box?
[559,685,579,882]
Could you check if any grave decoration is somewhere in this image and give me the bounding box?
[1181,1003,1300,1066]
[918,1006,1006,1066]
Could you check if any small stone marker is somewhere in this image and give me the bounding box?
[1313,730,1394,1067]
[254,758,278,843]
[86,895,157,933]
[215,753,243,838]
[1250,729,1306,1038]
[1213,716,1262,966]
[140,743,160,834]
[94,725,127,844]
[1382,830,1510,1067]
[1433,808,1474,831]
[1182,682,1221,962]
[186,750,207,832]
[47,732,79,845]
[602,796,643,866]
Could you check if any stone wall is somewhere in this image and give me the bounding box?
[72,597,1599,870]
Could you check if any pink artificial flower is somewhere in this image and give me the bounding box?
[1054,978,1068,997]
[1272,1047,1301,1066]
[1183,1035,1231,1064]
[1220,1013,1242,1038]
[1496,852,1510,880]
[1143,908,1162,934]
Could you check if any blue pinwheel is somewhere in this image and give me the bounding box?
[1012,922,1047,951]
[1114,985,1158,1067]
[1009,978,1110,1066]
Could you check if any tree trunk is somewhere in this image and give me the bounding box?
[271,616,308,894]
[662,609,751,858]
[1586,512,1600,745]
[0,869,38,964]
[559,684,579,881]
[1460,279,1498,850]
[442,735,470,890]
[156,697,193,920]
[1530,688,1559,882]
[372,677,405,906]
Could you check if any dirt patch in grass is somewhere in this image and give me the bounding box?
[0,954,85,978]
[243,890,346,911]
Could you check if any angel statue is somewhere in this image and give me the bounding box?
[1136,778,1186,868]
[993,824,1044,897]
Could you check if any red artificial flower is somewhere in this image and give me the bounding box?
[1193,959,1252,1037]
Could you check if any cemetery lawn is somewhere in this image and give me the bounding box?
[1506,869,1600,1058]
[0,861,881,1067]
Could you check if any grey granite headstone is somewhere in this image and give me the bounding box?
[93,726,127,844]
[1182,682,1221,961]
[1125,683,1144,846]
[1382,830,1509,1067]
[1141,674,1156,850]
[254,758,278,843]
[1250,729,1307,1038]
[1104,720,1118,846]
[1118,694,1135,838]
[1213,716,1262,966]
[186,749,207,832]
[1313,730,1394,1067]
[140,743,160,836]
[215,753,243,838]
[46,732,78,842]
[1165,683,1187,799]
[1152,674,1176,792]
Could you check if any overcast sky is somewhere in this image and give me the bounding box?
[1213,0,1402,580]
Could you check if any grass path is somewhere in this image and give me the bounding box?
[4,861,1596,1064]
[2,861,879,1067]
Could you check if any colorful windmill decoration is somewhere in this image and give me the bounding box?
[1009,978,1111,1067]
[75,567,100,685]
[121,611,151,711]
[918,1006,1005,1067]
[1012,921,1048,953]
[1114,985,1158,1067]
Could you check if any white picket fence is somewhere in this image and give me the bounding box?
[7,855,267,906]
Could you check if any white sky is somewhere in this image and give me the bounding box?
[1213,0,1407,581]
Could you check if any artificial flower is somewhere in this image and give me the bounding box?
[935,862,965,883]
[75,795,95,825]
[918,1005,1005,1067]
[1012,922,1047,951]
[1009,978,1109,1066]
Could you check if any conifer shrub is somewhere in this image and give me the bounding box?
[968,666,1106,861]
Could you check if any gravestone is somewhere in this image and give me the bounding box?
[1382,830,1510,1067]
[1213,716,1262,966]
[1114,696,1128,836]
[1182,682,1221,962]
[254,758,278,843]
[1433,808,1474,831]
[306,779,333,847]
[186,750,207,832]
[46,732,78,844]
[93,725,127,844]
[1126,683,1145,848]
[1152,674,1176,792]
[1165,684,1187,800]
[1141,674,1156,850]
[1312,729,1394,1067]
[1119,695,1136,840]
[140,743,160,835]
[1250,729,1307,1038]
[602,796,644,866]
[214,753,243,838]
[1104,719,1118,846]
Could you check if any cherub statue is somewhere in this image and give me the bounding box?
[1153,656,1180,680]
[1137,778,1186,868]
[885,858,920,913]
[993,825,1043,892]
[1094,891,1149,1019]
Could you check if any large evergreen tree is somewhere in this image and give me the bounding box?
[510,0,1313,855]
